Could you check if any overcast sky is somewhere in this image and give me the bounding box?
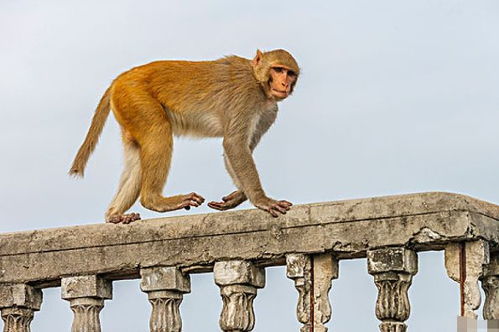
[1,1,498,331]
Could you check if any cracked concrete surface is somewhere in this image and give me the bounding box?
[0,192,497,285]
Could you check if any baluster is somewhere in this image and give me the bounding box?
[445,241,489,331]
[286,253,338,332]
[367,247,418,332]
[140,266,191,332]
[61,275,112,332]
[214,260,265,332]
[0,284,42,332]
[482,251,499,331]
[287,254,311,331]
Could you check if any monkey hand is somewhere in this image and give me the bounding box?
[178,192,205,211]
[253,197,292,217]
[208,190,247,211]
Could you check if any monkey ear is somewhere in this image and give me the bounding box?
[252,49,263,67]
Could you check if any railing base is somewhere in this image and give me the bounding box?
[457,316,477,332]
[487,320,499,332]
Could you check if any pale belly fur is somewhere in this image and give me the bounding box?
[167,109,224,138]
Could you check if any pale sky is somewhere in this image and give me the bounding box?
[0,1,498,331]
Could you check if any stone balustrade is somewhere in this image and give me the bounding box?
[0,192,497,331]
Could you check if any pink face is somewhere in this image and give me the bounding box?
[269,66,297,100]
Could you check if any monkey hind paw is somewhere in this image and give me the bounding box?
[106,212,141,224]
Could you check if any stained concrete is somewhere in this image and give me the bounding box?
[0,192,497,285]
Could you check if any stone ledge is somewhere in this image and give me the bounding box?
[0,192,497,284]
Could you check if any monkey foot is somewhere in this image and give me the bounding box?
[106,212,141,224]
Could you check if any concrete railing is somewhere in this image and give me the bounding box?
[0,192,498,332]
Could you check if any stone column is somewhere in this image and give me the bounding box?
[140,266,191,332]
[367,247,418,332]
[445,241,489,331]
[286,253,338,332]
[61,275,112,332]
[214,260,265,332]
[482,252,499,331]
[0,284,42,332]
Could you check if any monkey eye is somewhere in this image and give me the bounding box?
[272,67,284,73]
[288,70,297,77]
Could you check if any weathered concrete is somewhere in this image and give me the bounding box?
[0,284,42,332]
[61,275,112,332]
[140,267,190,332]
[214,261,265,332]
[286,253,338,332]
[368,247,418,332]
[445,241,489,319]
[482,252,499,321]
[0,192,497,285]
[286,254,312,331]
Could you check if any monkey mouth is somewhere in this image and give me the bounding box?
[271,89,289,97]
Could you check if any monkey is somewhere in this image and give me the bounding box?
[69,49,299,223]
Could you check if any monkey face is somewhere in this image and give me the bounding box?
[268,66,298,100]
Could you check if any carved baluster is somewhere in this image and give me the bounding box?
[481,251,499,331]
[140,266,191,332]
[367,247,418,332]
[214,260,265,332]
[311,254,338,332]
[0,284,42,332]
[445,241,489,331]
[287,254,311,331]
[286,253,338,332]
[61,275,112,332]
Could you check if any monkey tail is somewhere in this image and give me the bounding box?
[69,87,112,177]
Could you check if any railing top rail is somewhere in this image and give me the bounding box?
[0,192,497,285]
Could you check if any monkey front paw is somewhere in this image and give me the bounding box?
[141,193,205,212]
[208,190,247,211]
[254,197,292,218]
[177,192,205,211]
[106,212,141,224]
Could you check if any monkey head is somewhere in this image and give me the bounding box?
[251,49,300,101]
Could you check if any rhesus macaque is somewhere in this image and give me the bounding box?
[69,49,299,223]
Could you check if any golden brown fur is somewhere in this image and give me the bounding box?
[69,87,111,176]
[69,49,299,222]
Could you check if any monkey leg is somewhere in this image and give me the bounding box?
[208,155,247,211]
[105,135,142,224]
[223,154,243,189]
[132,107,205,212]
